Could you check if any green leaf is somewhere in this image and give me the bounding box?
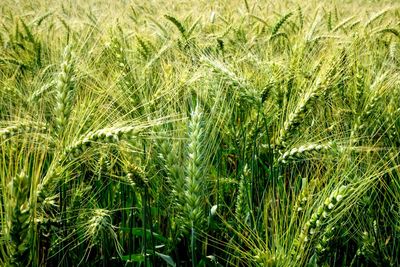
[155,252,176,267]
[119,227,168,243]
[121,253,145,262]
[306,254,318,267]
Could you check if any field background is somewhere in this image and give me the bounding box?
[1,0,400,266]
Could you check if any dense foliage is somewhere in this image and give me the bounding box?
[1,0,400,266]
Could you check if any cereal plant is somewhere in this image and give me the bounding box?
[0,0,399,266]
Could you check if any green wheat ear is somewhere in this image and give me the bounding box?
[235,164,251,226]
[82,208,123,259]
[164,15,187,39]
[271,12,293,36]
[277,142,335,164]
[8,172,32,266]
[136,35,153,59]
[0,122,47,141]
[54,45,75,137]
[291,185,352,261]
[182,103,207,265]
[184,103,206,229]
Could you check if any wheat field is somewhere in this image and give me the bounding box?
[0,0,400,266]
